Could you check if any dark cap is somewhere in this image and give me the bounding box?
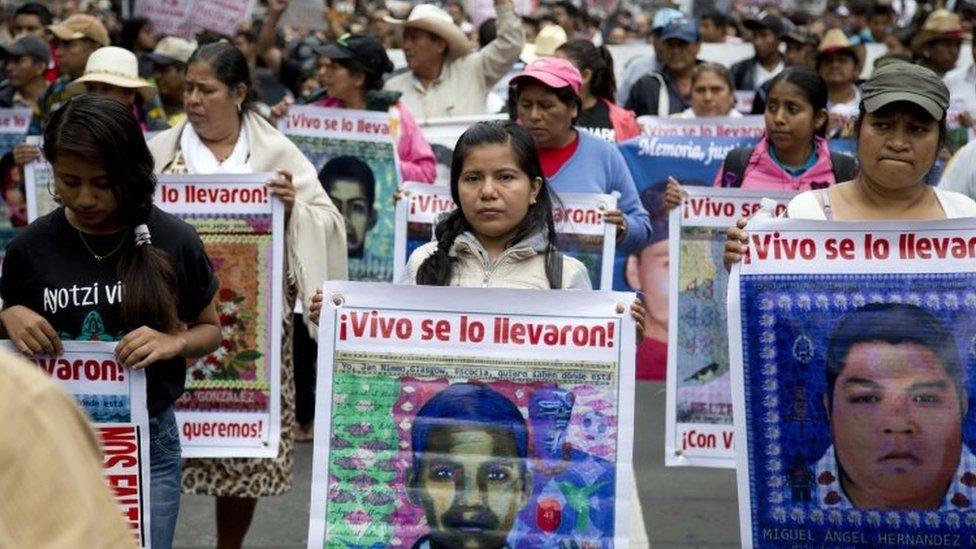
[316,34,394,77]
[0,35,49,64]
[660,18,701,43]
[861,63,949,120]
[783,26,818,46]
[744,11,785,36]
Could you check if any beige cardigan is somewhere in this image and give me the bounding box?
[148,112,348,338]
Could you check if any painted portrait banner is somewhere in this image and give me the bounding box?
[729,217,976,548]
[3,341,152,547]
[279,106,401,281]
[636,115,766,138]
[156,174,285,458]
[666,187,795,469]
[392,183,618,289]
[308,282,637,547]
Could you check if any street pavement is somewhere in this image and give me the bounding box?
[174,380,741,548]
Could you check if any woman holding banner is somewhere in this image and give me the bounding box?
[725,63,976,266]
[0,95,222,548]
[147,42,347,549]
[270,34,437,184]
[509,57,652,254]
[311,120,651,544]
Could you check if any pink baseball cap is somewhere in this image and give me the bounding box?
[511,57,582,97]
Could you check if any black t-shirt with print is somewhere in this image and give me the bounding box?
[0,206,219,416]
[577,100,616,143]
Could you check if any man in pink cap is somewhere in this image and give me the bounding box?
[382,0,523,118]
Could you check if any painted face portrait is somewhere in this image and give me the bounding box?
[824,303,967,511]
[319,156,377,259]
[409,383,531,548]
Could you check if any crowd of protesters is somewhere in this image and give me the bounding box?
[0,0,975,547]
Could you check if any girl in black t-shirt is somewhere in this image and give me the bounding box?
[0,95,221,548]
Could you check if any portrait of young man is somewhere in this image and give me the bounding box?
[407,382,532,549]
[812,303,976,511]
[318,155,378,259]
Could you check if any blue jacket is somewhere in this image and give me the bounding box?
[547,130,653,253]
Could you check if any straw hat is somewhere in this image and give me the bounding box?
[911,9,966,52]
[384,4,472,59]
[68,46,157,103]
[521,24,568,63]
[816,28,860,66]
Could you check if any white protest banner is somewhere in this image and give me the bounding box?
[5,341,152,547]
[157,174,285,458]
[279,105,401,281]
[665,188,794,469]
[308,282,636,547]
[0,107,30,154]
[136,0,254,38]
[392,182,618,289]
[609,43,755,92]
[637,115,766,138]
[278,0,329,30]
[23,135,56,223]
[729,217,976,548]
[419,114,508,187]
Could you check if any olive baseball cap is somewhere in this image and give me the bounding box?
[861,63,949,120]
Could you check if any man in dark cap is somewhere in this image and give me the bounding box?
[0,35,49,110]
[625,18,701,116]
[730,12,785,91]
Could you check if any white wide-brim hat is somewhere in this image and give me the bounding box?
[67,46,157,103]
[384,4,472,59]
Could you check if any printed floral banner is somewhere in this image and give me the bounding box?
[4,341,152,547]
[392,182,618,289]
[156,174,285,458]
[665,187,795,468]
[729,217,976,548]
[309,282,637,547]
[280,106,400,282]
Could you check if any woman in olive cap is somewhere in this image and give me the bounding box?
[725,63,976,265]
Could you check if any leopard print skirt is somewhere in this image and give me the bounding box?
[168,151,296,498]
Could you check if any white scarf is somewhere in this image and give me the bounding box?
[179,121,252,174]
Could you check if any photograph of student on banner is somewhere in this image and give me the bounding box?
[814,303,974,511]
[407,382,532,548]
[627,186,670,381]
[0,94,222,548]
[319,155,378,259]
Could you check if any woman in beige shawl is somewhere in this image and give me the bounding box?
[147,42,346,548]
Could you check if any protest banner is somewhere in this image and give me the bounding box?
[665,187,795,468]
[23,135,57,223]
[729,216,976,548]
[308,282,636,547]
[637,115,765,138]
[418,114,508,186]
[155,174,285,458]
[136,0,254,38]
[278,0,330,30]
[618,125,760,380]
[280,105,401,281]
[5,341,152,547]
[392,182,618,289]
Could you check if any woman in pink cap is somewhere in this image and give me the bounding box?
[509,57,652,256]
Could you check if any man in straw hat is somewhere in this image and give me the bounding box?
[67,46,169,132]
[912,9,965,76]
[382,0,524,118]
[817,29,862,137]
